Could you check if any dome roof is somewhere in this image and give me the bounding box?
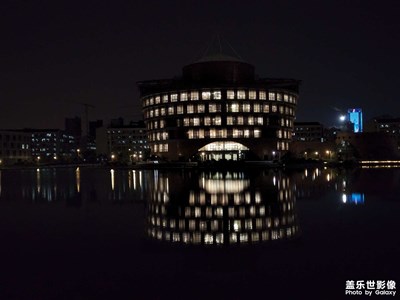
[195,53,245,63]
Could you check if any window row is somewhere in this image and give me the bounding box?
[144,103,295,118]
[143,90,298,106]
[147,226,298,244]
[148,131,169,142]
[146,117,294,131]
[277,141,289,151]
[148,214,296,232]
[152,143,168,153]
[187,128,262,139]
[277,129,292,139]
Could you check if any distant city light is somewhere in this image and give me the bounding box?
[339,115,346,122]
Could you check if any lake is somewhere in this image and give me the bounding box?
[0,166,399,299]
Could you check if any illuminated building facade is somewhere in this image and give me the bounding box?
[146,171,299,245]
[293,122,324,142]
[0,130,31,164]
[348,108,363,133]
[96,120,149,162]
[25,129,76,162]
[138,55,300,161]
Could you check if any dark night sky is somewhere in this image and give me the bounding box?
[2,0,400,130]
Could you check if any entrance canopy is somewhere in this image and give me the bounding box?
[198,141,249,152]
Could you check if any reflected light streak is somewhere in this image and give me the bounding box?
[75,167,80,193]
[133,170,137,190]
[36,168,41,194]
[342,194,347,203]
[200,179,250,194]
[111,169,115,191]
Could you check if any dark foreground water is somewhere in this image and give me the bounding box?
[0,166,399,299]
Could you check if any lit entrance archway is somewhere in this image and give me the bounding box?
[198,141,249,161]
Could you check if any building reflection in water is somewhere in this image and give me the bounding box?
[0,168,147,205]
[146,171,299,245]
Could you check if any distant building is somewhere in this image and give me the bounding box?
[65,117,82,138]
[0,130,31,164]
[365,116,400,136]
[336,131,400,160]
[24,129,76,162]
[348,108,363,133]
[138,53,300,161]
[96,120,149,162]
[293,122,324,142]
[289,122,336,160]
[89,120,103,139]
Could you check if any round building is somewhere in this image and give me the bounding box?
[138,54,300,161]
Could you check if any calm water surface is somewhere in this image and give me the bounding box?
[0,166,399,299]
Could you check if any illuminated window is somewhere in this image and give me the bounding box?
[227,90,235,99]
[162,95,168,103]
[259,90,266,100]
[284,94,289,102]
[244,129,250,138]
[160,107,166,116]
[269,92,275,101]
[188,129,194,139]
[209,103,217,113]
[202,91,211,100]
[277,93,282,101]
[149,110,154,118]
[237,116,244,125]
[184,118,190,126]
[227,116,234,125]
[229,103,239,113]
[249,90,256,99]
[168,106,174,115]
[199,129,205,139]
[190,91,199,101]
[253,103,261,112]
[149,97,154,105]
[212,116,221,125]
[197,104,205,113]
[233,129,241,138]
[177,105,183,114]
[213,90,221,99]
[272,105,277,113]
[247,116,254,125]
[187,104,194,114]
[204,117,211,126]
[193,118,200,126]
[279,106,284,114]
[256,117,263,125]
[160,120,165,128]
[242,103,251,112]
[263,104,270,113]
[237,90,246,99]
[254,129,261,138]
[277,130,282,138]
[155,96,161,104]
[171,94,178,102]
[154,109,159,117]
[180,92,188,101]
[210,129,217,138]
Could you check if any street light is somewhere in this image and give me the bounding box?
[339,115,346,122]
